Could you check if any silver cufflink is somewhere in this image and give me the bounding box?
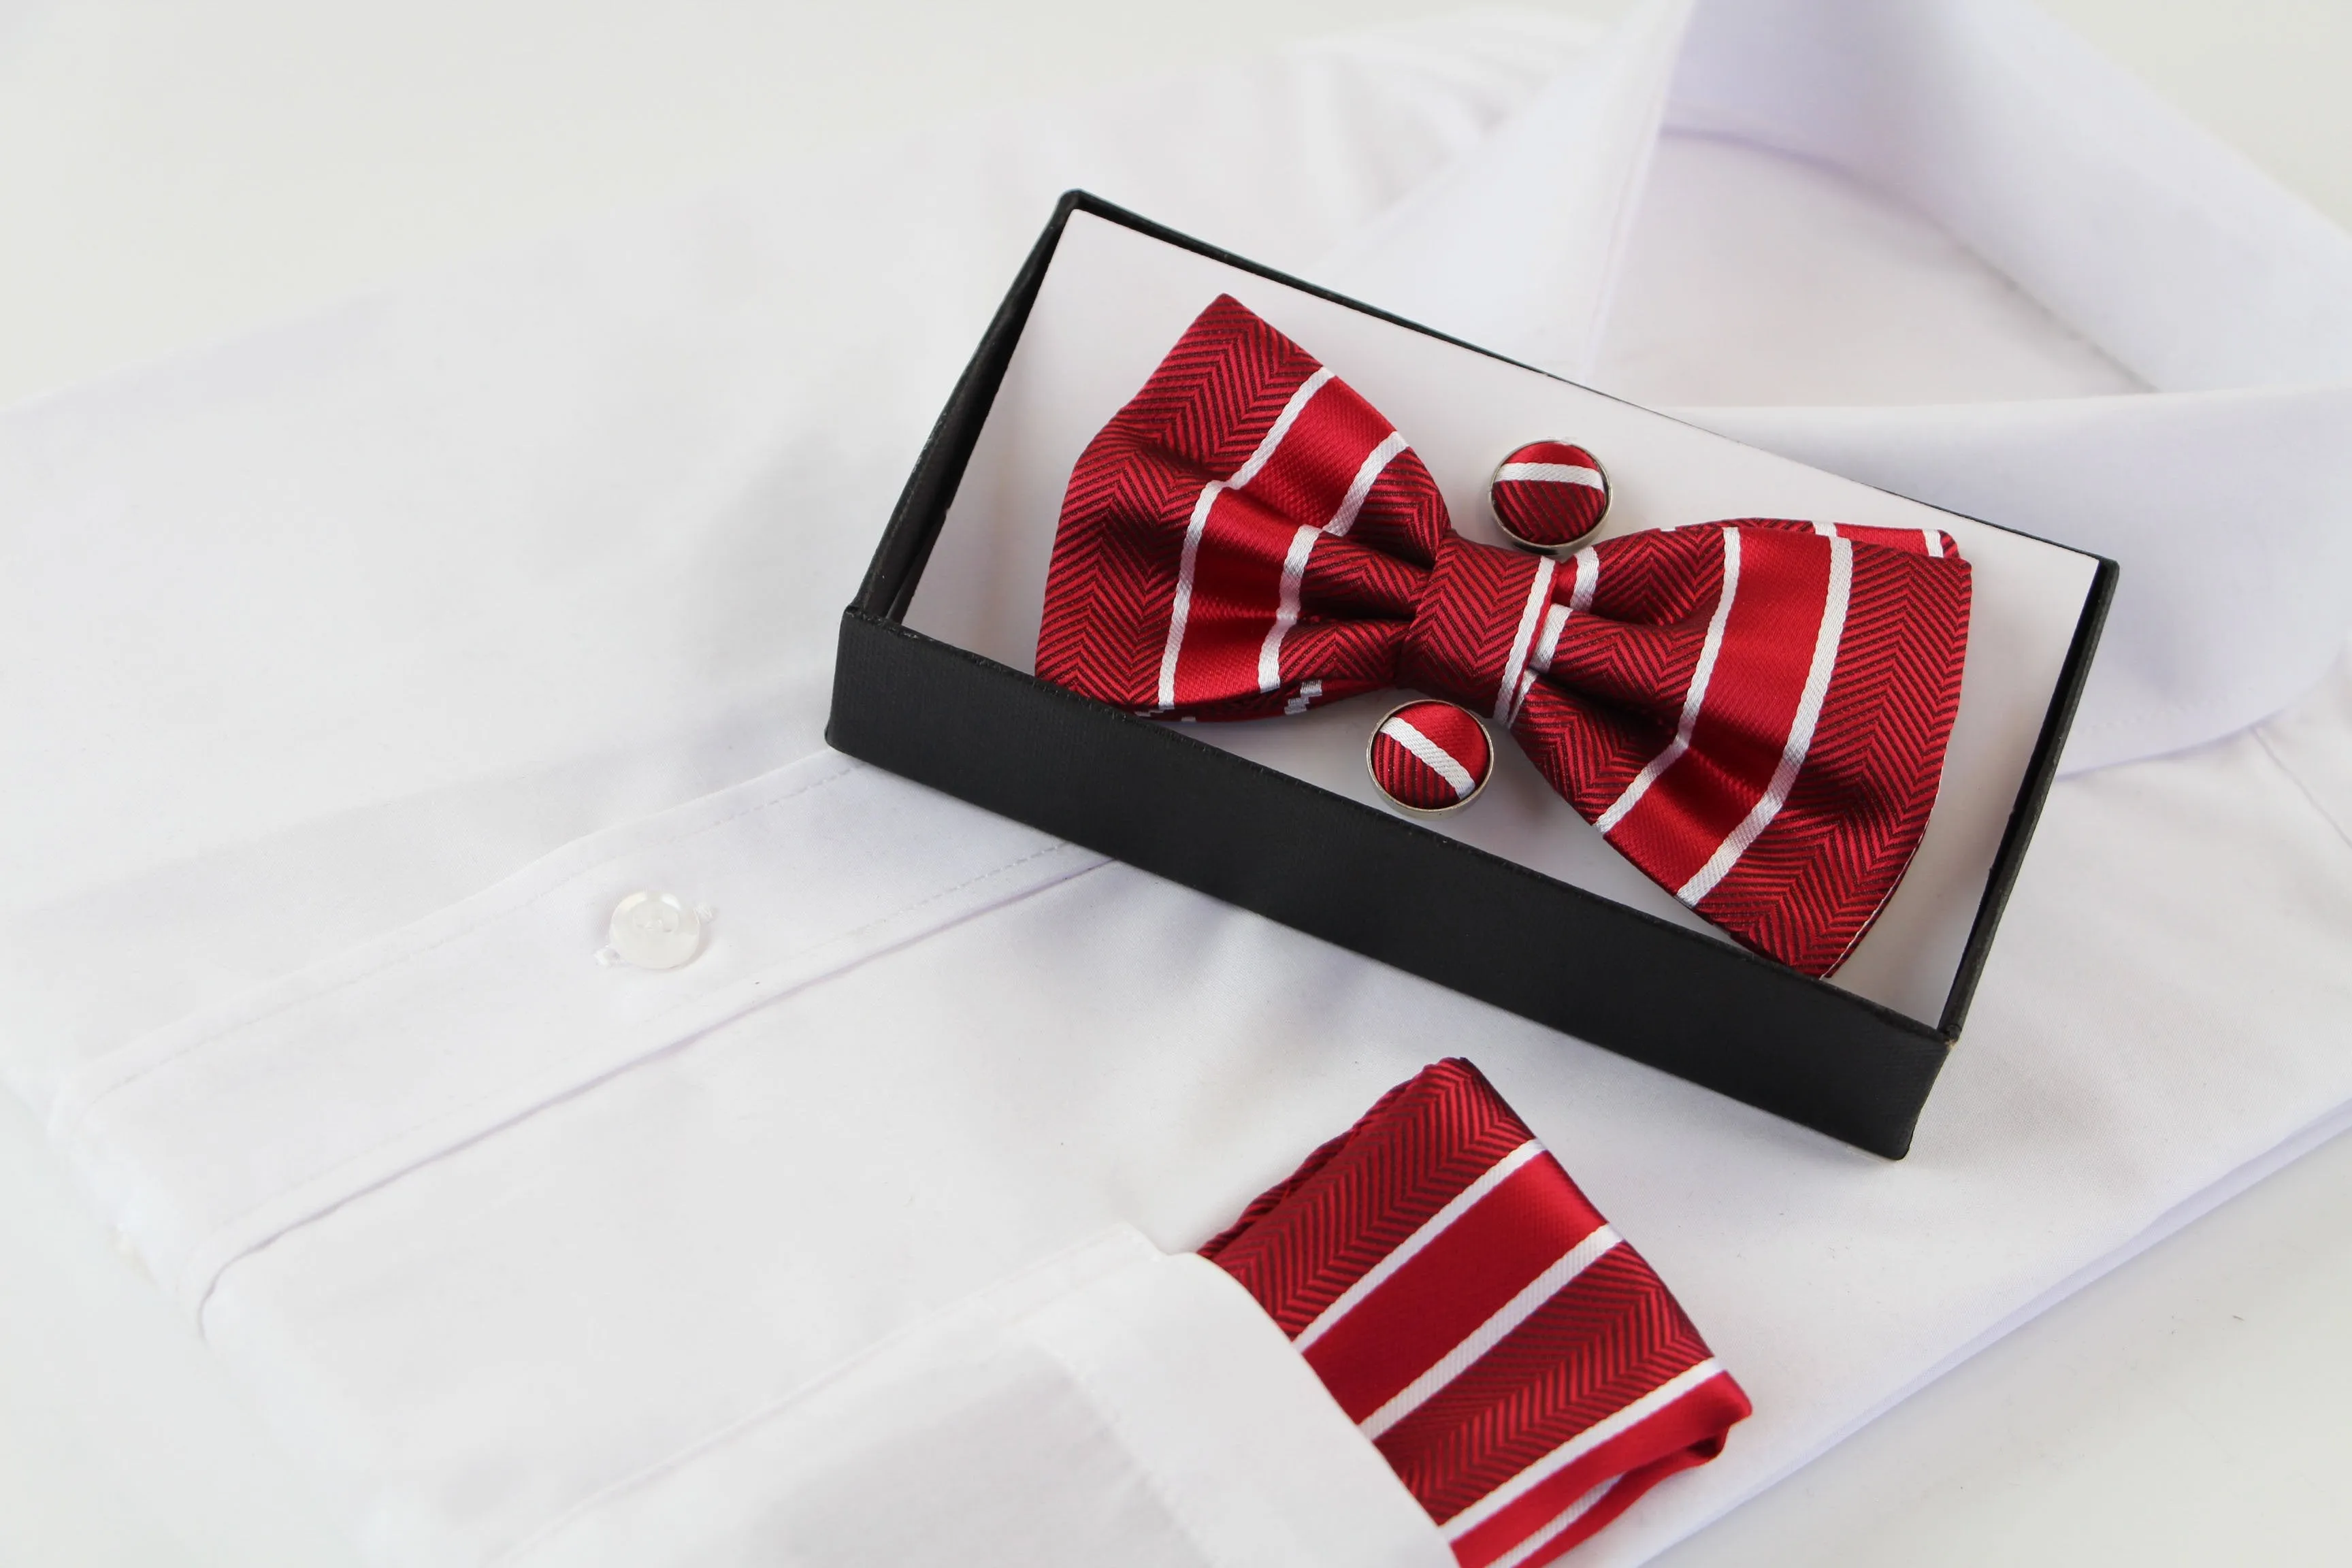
[1367,700,1493,815]
[1490,440,1610,556]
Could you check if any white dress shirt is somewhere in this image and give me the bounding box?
[5,3,2350,1565]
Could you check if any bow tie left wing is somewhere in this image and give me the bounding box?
[1038,294,1451,720]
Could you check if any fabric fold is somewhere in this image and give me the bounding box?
[1324,0,2352,770]
[49,752,1104,1320]
[501,1226,1452,1568]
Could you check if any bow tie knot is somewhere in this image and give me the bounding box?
[1398,532,1562,726]
[1037,295,1970,976]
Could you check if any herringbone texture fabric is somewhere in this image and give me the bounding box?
[1036,296,1972,976]
[1203,1061,1752,1568]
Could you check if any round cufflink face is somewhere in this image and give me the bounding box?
[1367,700,1494,815]
[1490,441,1610,555]
[608,890,705,970]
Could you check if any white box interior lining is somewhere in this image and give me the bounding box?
[909,213,2102,1026]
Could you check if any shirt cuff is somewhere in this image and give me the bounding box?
[503,1224,1452,1568]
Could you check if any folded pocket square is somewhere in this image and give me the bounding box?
[1202,1060,1751,1567]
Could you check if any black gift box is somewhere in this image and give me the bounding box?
[828,192,2114,1158]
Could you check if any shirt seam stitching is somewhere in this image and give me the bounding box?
[59,760,862,1129]
[2253,724,2352,853]
[177,842,1105,1322]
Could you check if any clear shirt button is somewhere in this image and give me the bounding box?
[606,890,706,970]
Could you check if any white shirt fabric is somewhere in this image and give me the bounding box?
[5,3,2351,1565]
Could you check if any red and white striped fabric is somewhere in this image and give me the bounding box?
[1371,700,1493,811]
[1490,440,1609,551]
[1036,295,1972,975]
[1201,1060,1752,1568]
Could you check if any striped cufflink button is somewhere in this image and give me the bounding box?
[1490,441,1609,555]
[1369,700,1494,815]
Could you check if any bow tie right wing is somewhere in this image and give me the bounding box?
[1505,520,1971,977]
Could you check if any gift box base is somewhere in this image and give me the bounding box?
[827,192,2114,1159]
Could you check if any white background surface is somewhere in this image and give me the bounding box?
[4,3,2351,1565]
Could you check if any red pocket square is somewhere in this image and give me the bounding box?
[1203,1060,1751,1567]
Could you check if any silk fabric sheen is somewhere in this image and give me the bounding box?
[1204,1061,1751,1568]
[1039,294,1970,974]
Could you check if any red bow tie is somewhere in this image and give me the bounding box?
[1038,296,1971,975]
[1203,1060,1752,1567]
